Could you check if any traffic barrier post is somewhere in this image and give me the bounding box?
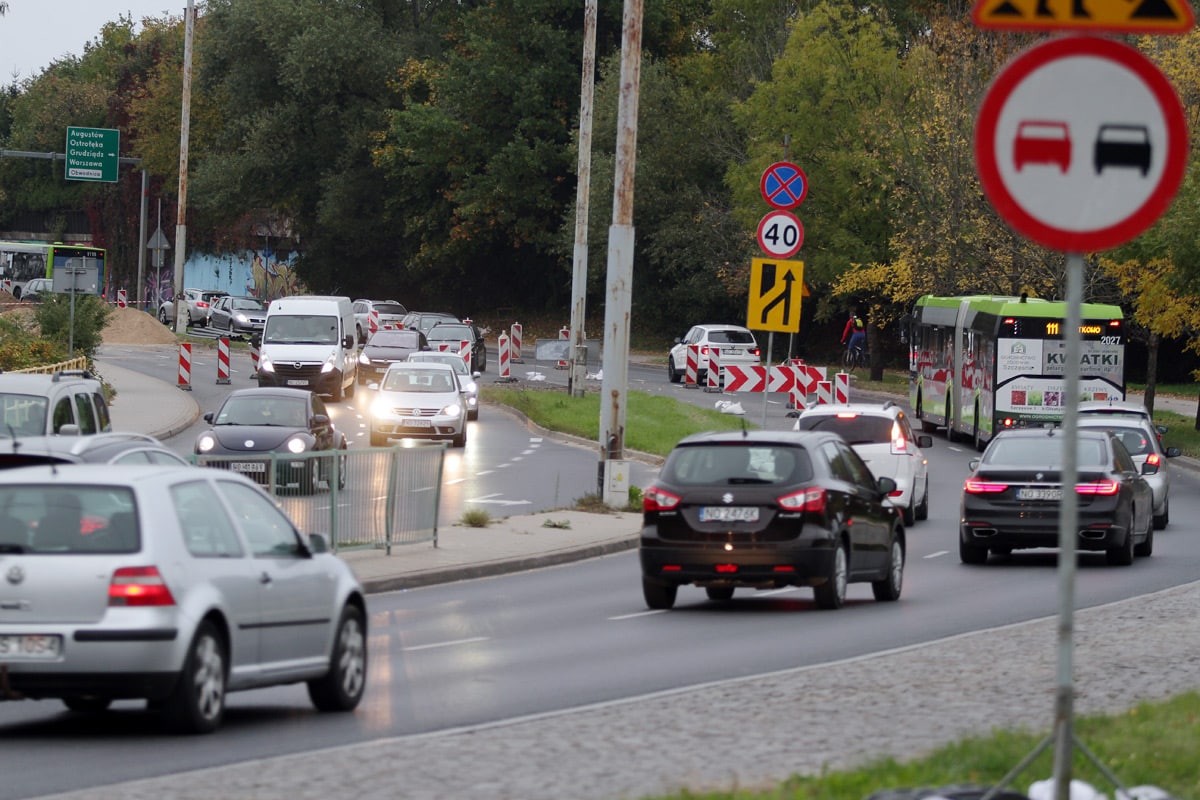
[178,343,192,391]
[459,340,472,369]
[496,332,517,382]
[556,326,569,369]
[510,322,523,363]
[1,279,11,295]
[817,379,832,405]
[685,344,698,388]
[216,337,232,384]
[368,309,380,339]
[835,372,849,404]
[705,347,721,393]
[250,340,260,375]
[116,289,127,309]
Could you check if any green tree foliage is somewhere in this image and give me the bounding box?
[32,294,112,361]
[0,316,65,372]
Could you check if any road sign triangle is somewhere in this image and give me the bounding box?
[972,0,1194,32]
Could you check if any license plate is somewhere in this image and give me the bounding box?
[286,379,309,386]
[0,634,62,660]
[231,462,267,473]
[402,418,432,428]
[375,366,389,373]
[1017,487,1062,501]
[724,347,742,355]
[699,506,759,523]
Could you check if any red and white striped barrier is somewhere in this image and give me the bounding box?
[498,332,511,378]
[458,340,472,369]
[1,279,11,295]
[216,337,232,384]
[510,322,523,363]
[817,379,832,405]
[250,340,260,374]
[116,289,127,309]
[835,372,849,404]
[685,344,698,387]
[556,326,569,369]
[178,343,192,391]
[790,380,807,411]
[368,309,380,338]
[705,347,721,392]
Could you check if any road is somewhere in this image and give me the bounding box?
[4,344,1199,797]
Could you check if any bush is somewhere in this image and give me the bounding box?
[0,316,66,371]
[33,294,112,360]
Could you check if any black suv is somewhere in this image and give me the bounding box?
[426,321,487,373]
[640,429,904,611]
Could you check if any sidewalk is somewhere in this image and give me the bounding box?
[92,358,642,594]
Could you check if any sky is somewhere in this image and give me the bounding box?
[2,1,182,82]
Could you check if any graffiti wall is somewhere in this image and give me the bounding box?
[145,249,309,308]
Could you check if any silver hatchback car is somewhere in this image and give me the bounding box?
[0,464,367,733]
[1076,416,1180,529]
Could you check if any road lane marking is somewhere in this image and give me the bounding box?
[926,550,949,559]
[405,636,490,652]
[610,610,668,620]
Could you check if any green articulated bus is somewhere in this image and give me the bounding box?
[907,294,1125,449]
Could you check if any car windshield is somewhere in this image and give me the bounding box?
[428,324,472,341]
[231,298,264,311]
[793,414,893,445]
[373,303,406,315]
[382,369,456,393]
[410,355,466,374]
[0,393,49,437]
[370,331,420,348]
[663,444,812,485]
[983,437,1107,467]
[0,485,139,555]
[708,330,755,345]
[214,396,309,427]
[262,314,339,344]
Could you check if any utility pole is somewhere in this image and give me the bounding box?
[171,0,195,336]
[567,0,598,399]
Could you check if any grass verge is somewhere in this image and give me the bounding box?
[644,691,1200,799]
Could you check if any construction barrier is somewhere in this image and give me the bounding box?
[790,380,807,411]
[178,343,192,391]
[116,289,127,308]
[685,344,699,387]
[368,308,380,339]
[510,322,523,363]
[216,337,232,385]
[835,372,849,404]
[705,347,721,393]
[496,332,516,382]
[556,326,569,369]
[250,340,260,374]
[817,379,832,405]
[1,279,11,295]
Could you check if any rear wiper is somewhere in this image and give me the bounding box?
[728,477,771,485]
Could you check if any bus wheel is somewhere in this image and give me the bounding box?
[972,407,985,451]
[944,402,958,442]
[916,394,938,433]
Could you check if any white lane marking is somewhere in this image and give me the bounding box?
[926,550,949,559]
[497,463,511,468]
[530,438,543,443]
[445,478,467,485]
[475,470,494,476]
[521,450,536,455]
[405,636,489,652]
[610,610,668,620]
[948,446,965,453]
[756,587,799,597]
[511,457,523,462]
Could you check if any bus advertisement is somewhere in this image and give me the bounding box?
[0,241,107,300]
[907,294,1125,448]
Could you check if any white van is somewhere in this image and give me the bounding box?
[257,295,359,401]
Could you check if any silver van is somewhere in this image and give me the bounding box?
[256,296,359,401]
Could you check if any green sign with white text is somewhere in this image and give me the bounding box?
[65,126,120,182]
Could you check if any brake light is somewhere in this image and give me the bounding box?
[196,301,209,309]
[108,566,175,607]
[644,487,681,512]
[836,412,857,419]
[1001,418,1015,429]
[700,345,710,356]
[1146,453,1161,467]
[964,478,1008,493]
[1076,480,1120,496]
[749,347,761,357]
[891,421,907,454]
[778,486,825,513]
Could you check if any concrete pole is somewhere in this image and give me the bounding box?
[597,0,643,491]
[568,0,598,399]
[171,0,194,336]
[137,168,148,310]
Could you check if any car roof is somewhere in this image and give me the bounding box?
[991,427,1110,442]
[673,430,836,448]
[798,401,903,418]
[0,370,100,390]
[1077,400,1150,415]
[0,462,200,486]
[387,361,455,372]
[225,387,314,401]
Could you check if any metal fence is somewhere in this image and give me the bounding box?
[194,444,445,554]
[11,356,89,374]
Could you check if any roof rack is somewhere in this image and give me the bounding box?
[51,370,94,381]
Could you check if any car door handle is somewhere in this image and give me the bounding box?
[260,571,272,585]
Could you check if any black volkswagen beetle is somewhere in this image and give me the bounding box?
[194,387,348,493]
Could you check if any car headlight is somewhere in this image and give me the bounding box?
[286,437,309,454]
[258,355,275,373]
[197,433,216,453]
[440,403,462,418]
[371,397,393,418]
[321,354,336,373]
[234,313,248,322]
[359,352,371,365]
[462,380,477,393]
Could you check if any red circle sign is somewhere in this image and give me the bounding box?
[974,36,1187,252]
[756,210,804,258]
[759,162,808,210]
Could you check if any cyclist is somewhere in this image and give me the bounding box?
[840,312,866,364]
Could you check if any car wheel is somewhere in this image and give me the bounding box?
[705,586,734,601]
[959,536,989,565]
[158,307,169,324]
[813,541,848,610]
[162,621,226,734]
[305,460,322,495]
[468,408,479,421]
[902,492,916,527]
[308,604,367,712]
[62,696,112,713]
[330,380,343,403]
[1134,523,1154,558]
[915,476,929,521]
[642,577,677,610]
[452,425,467,448]
[872,535,904,602]
[345,375,356,399]
[1153,497,1168,530]
[1106,523,1136,567]
[667,357,681,384]
[336,447,348,490]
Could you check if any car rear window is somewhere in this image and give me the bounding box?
[984,437,1106,467]
[0,485,139,554]
[663,444,812,485]
[371,331,420,347]
[708,330,755,345]
[428,325,472,340]
[793,413,894,445]
[373,303,406,315]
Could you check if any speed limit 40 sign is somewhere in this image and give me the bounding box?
[757,209,804,258]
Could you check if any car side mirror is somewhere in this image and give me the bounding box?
[1141,461,1159,475]
[876,476,897,496]
[307,532,330,554]
[57,423,80,436]
[1165,446,1181,458]
[1156,424,1168,435]
[917,434,933,448]
[472,371,481,379]
[311,414,330,427]
[968,458,980,471]
[674,337,682,344]
[203,412,215,423]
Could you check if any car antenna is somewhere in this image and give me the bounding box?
[6,423,18,452]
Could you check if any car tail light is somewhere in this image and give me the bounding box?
[196,301,209,309]
[749,347,761,357]
[109,566,175,607]
[836,412,857,419]
[1076,479,1120,496]
[890,420,908,455]
[964,478,1008,493]
[715,564,738,573]
[699,345,710,356]
[1146,453,1161,467]
[1001,418,1015,429]
[777,486,825,513]
[644,487,681,512]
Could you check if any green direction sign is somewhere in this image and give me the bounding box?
[64,126,120,183]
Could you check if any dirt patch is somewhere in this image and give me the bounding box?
[101,306,179,345]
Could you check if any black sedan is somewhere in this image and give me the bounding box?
[639,430,904,611]
[194,388,348,494]
[357,328,431,384]
[426,321,487,373]
[959,427,1155,566]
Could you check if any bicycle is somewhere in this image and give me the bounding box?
[842,343,868,371]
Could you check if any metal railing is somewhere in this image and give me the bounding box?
[10,356,89,374]
[194,444,445,554]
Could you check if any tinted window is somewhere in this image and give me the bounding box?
[1089,425,1153,456]
[984,437,1107,467]
[663,444,811,485]
[171,480,244,558]
[0,485,138,554]
[373,303,406,315]
[708,330,755,345]
[74,393,98,435]
[370,330,421,347]
[51,397,74,433]
[428,324,473,341]
[794,414,894,444]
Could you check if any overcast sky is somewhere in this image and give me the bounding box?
[3,1,182,82]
